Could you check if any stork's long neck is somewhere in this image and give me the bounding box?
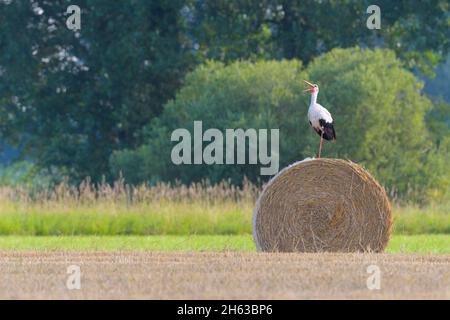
[310,91,318,106]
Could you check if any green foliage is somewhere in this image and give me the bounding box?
[425,55,450,103]
[112,47,447,201]
[0,0,192,180]
[111,59,307,185]
[1,1,449,182]
[188,0,450,73]
[426,100,450,141]
[0,161,57,188]
[379,0,450,76]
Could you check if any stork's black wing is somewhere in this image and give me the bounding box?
[319,119,336,141]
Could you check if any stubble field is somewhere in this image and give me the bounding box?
[0,251,448,299]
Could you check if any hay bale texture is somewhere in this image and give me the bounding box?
[253,158,392,253]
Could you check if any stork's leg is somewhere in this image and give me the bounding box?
[318,131,324,158]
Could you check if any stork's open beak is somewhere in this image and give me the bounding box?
[303,80,314,93]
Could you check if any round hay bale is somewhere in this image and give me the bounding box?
[252,158,392,253]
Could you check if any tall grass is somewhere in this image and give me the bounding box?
[393,204,450,234]
[0,178,447,235]
[0,178,256,235]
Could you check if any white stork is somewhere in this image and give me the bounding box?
[304,80,336,158]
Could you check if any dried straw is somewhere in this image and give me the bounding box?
[252,158,392,252]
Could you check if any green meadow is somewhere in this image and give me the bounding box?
[0,235,448,254]
[0,182,447,253]
[0,200,448,236]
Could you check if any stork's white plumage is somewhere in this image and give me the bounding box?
[304,80,336,158]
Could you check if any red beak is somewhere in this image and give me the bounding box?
[303,80,315,93]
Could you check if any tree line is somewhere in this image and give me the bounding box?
[0,1,449,201]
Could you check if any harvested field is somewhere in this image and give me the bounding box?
[0,251,448,299]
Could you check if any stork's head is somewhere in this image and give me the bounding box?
[303,80,319,94]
